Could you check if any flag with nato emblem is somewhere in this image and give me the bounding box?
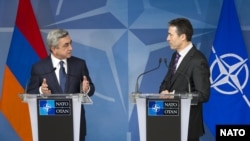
[0,0,47,140]
[203,0,250,138]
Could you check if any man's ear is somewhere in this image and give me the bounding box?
[180,33,186,41]
[50,46,56,52]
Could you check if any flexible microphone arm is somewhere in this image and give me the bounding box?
[134,58,162,94]
[163,58,191,94]
[25,68,57,94]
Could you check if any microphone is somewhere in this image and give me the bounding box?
[134,58,162,94]
[67,73,84,94]
[163,58,191,94]
[25,67,57,94]
[44,67,57,75]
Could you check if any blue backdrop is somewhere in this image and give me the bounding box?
[0,0,250,141]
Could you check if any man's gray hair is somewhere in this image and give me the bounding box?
[47,29,69,50]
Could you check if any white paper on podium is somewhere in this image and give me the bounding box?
[136,98,191,141]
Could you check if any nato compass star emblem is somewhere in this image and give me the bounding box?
[152,104,161,113]
[210,46,250,107]
[42,103,52,113]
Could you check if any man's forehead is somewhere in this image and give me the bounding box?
[58,36,71,43]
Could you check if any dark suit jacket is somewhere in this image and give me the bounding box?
[159,45,210,139]
[27,55,95,138]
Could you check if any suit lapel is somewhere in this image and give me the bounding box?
[170,46,196,85]
[64,59,71,93]
[64,58,75,93]
[46,56,63,93]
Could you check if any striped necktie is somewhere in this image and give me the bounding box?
[173,53,180,73]
[170,53,180,81]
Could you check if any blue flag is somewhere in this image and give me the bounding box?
[203,0,250,137]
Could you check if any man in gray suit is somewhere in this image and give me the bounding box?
[27,29,95,141]
[159,18,210,141]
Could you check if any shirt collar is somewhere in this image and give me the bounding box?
[179,42,192,57]
[51,54,67,68]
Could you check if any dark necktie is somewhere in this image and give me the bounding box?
[173,53,180,73]
[59,61,66,92]
[170,53,180,81]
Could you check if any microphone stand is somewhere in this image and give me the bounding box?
[25,67,57,94]
[163,58,191,94]
[134,58,162,94]
[130,58,162,103]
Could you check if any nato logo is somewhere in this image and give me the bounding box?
[39,99,71,116]
[39,100,55,116]
[148,100,180,116]
[148,100,164,116]
[210,46,250,107]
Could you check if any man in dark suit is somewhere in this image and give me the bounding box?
[159,18,210,141]
[27,29,95,141]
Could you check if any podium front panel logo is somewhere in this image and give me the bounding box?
[148,100,179,116]
[39,99,72,116]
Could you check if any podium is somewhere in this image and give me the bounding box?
[19,93,93,141]
[130,93,198,141]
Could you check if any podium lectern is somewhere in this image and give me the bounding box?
[19,93,93,141]
[130,93,198,141]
